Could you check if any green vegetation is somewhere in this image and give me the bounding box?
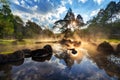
[0,0,54,40]
[87,1,120,40]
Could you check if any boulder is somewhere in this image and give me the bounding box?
[73,41,81,47]
[8,50,24,62]
[32,54,52,62]
[9,59,24,66]
[0,54,8,64]
[68,48,77,54]
[116,43,120,54]
[31,44,53,58]
[22,49,31,57]
[43,45,53,54]
[97,41,114,54]
[0,50,24,64]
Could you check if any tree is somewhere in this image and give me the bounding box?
[53,8,84,39]
[0,0,14,38]
[13,16,24,40]
[24,20,42,38]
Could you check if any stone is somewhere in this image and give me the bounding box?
[8,50,24,62]
[22,49,31,57]
[43,45,53,54]
[97,41,114,54]
[0,54,8,64]
[116,43,120,54]
[68,49,77,54]
[31,45,53,59]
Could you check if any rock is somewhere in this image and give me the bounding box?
[32,54,52,62]
[60,39,72,46]
[73,41,81,47]
[31,44,53,58]
[8,50,24,62]
[97,41,115,54]
[0,50,24,64]
[116,43,120,54]
[43,45,53,54]
[60,39,81,47]
[68,49,77,54]
[22,49,31,58]
[0,54,8,64]
[9,59,24,66]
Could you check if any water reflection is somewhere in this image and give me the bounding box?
[32,54,52,62]
[0,59,24,80]
[0,44,120,80]
[91,54,120,78]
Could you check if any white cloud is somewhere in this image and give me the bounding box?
[34,0,38,2]
[82,14,90,23]
[93,0,104,5]
[68,0,73,5]
[90,9,100,17]
[12,3,67,27]
[78,0,88,3]
[31,5,38,11]
[9,0,19,5]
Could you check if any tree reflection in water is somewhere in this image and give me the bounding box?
[0,59,24,80]
[0,44,120,80]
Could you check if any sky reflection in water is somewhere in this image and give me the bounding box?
[0,44,120,80]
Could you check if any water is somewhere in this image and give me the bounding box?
[0,43,120,80]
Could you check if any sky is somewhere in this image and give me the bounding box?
[9,0,119,27]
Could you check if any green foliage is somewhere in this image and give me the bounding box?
[41,29,54,37]
[0,13,14,38]
[24,20,42,38]
[13,15,24,40]
[87,1,120,40]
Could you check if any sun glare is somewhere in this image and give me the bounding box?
[72,21,76,26]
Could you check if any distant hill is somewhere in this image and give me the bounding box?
[87,1,120,39]
[90,1,120,24]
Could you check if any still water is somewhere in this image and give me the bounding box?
[0,43,120,80]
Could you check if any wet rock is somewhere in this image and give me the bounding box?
[68,49,77,54]
[43,45,53,54]
[0,54,8,64]
[97,41,115,54]
[8,50,24,62]
[9,59,24,66]
[22,49,31,58]
[31,45,53,59]
[60,39,81,47]
[60,39,72,46]
[32,54,52,62]
[73,41,81,47]
[0,50,24,64]
[116,43,120,54]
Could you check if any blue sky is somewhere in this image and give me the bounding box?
[9,0,119,27]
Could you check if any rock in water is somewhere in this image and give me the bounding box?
[8,50,24,62]
[22,49,31,57]
[116,43,120,54]
[31,44,53,59]
[0,54,8,64]
[43,45,53,54]
[97,41,114,54]
[68,49,77,54]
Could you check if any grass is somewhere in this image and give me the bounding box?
[0,39,15,45]
[0,39,35,45]
[0,51,13,54]
[106,39,120,43]
[97,38,120,43]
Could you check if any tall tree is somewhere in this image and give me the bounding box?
[0,0,14,38]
